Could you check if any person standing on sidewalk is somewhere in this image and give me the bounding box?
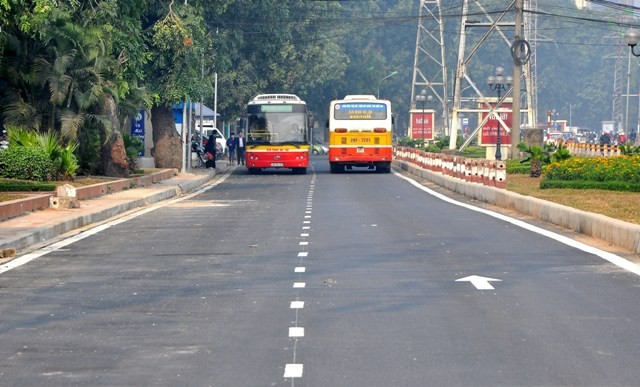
[236,131,246,165]
[204,133,216,169]
[226,133,237,164]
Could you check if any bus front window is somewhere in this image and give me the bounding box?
[248,112,306,144]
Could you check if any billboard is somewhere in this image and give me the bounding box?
[478,102,512,145]
[410,109,435,141]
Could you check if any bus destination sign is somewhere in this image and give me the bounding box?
[261,105,294,113]
[334,103,387,120]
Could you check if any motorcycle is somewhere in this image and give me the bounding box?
[191,138,208,167]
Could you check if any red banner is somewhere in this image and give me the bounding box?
[410,111,434,141]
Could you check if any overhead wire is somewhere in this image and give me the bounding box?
[210,1,638,49]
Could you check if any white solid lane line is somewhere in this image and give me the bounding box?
[393,170,640,277]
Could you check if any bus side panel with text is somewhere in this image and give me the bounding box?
[328,95,393,173]
[245,94,310,174]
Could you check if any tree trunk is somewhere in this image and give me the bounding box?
[150,106,183,169]
[530,159,542,178]
[101,95,129,177]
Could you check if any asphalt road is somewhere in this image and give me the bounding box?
[1,156,639,386]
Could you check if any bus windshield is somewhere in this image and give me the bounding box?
[247,109,307,144]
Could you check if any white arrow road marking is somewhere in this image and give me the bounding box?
[456,275,502,290]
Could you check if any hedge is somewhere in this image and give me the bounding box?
[0,179,57,192]
[540,179,640,192]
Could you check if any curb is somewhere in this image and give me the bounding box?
[396,160,640,254]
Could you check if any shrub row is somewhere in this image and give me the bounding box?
[540,179,640,192]
[0,179,57,192]
[506,164,530,175]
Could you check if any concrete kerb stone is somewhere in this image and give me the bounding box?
[395,160,640,254]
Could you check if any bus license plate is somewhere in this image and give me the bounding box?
[357,147,365,153]
[271,162,284,167]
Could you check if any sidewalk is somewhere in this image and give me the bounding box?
[0,161,236,256]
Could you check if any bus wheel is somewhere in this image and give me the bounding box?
[248,168,260,174]
[330,163,344,173]
[377,163,391,173]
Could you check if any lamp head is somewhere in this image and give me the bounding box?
[505,75,514,86]
[624,28,640,47]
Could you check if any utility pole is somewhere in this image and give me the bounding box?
[511,0,522,157]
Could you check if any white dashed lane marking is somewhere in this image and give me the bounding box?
[284,364,303,378]
[289,327,305,337]
[284,172,316,380]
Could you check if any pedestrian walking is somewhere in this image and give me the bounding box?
[226,133,237,164]
[204,133,216,169]
[236,131,246,165]
[0,130,8,152]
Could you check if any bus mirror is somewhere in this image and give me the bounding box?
[325,119,329,129]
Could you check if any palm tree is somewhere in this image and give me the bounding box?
[516,142,550,178]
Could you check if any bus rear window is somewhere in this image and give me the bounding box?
[333,103,387,120]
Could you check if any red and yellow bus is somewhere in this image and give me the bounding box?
[328,95,393,173]
[245,94,310,174]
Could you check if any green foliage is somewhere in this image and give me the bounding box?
[0,146,54,181]
[122,134,143,172]
[552,143,572,162]
[0,179,57,192]
[6,126,38,147]
[459,146,486,158]
[540,179,640,192]
[76,127,101,175]
[516,142,551,177]
[397,137,417,147]
[517,142,551,164]
[7,128,79,179]
[619,143,640,156]
[506,160,531,174]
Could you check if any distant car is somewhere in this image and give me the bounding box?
[311,141,329,155]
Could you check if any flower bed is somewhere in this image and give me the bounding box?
[541,155,640,191]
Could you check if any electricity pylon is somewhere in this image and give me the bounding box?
[410,0,450,136]
[450,0,535,155]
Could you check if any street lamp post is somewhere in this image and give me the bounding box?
[487,67,513,161]
[377,70,398,99]
[624,28,640,145]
